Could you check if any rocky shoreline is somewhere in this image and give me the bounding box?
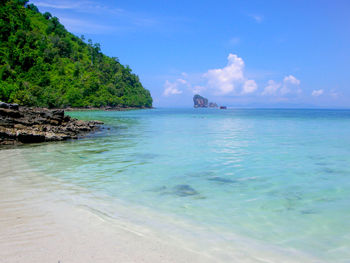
[0,102,103,145]
[64,106,152,111]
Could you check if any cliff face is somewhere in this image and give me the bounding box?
[193,95,208,108]
[193,95,218,108]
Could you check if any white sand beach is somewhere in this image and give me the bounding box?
[0,148,219,263]
[0,148,322,263]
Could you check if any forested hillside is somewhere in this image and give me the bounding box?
[0,0,152,108]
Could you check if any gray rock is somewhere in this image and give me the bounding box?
[193,94,208,108]
[208,177,236,184]
[0,104,103,145]
[173,184,199,197]
[0,101,19,110]
[208,102,218,108]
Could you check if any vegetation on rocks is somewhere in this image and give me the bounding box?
[0,0,152,108]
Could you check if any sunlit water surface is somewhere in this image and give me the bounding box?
[3,108,350,262]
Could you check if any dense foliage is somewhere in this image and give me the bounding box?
[0,0,152,108]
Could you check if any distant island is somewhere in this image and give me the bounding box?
[193,94,219,108]
[0,1,152,109]
[209,102,218,108]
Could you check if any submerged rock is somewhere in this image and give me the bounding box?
[208,176,236,184]
[322,167,337,174]
[173,184,199,197]
[153,184,203,198]
[0,102,103,145]
[300,209,318,215]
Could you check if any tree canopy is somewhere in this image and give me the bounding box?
[0,0,152,108]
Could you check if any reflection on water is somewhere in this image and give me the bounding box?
[1,108,350,262]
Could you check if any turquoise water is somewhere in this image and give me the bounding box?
[17,108,350,261]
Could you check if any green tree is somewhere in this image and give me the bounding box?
[0,0,152,108]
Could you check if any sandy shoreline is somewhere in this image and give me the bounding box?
[0,188,217,263]
[0,148,218,263]
[0,148,322,263]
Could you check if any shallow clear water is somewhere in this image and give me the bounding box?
[8,108,350,261]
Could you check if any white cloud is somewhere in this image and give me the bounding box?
[281,75,301,95]
[163,80,183,96]
[34,0,124,13]
[204,54,256,95]
[192,85,206,94]
[32,0,158,31]
[242,80,257,94]
[163,74,208,96]
[330,89,339,99]
[162,54,303,101]
[312,89,324,97]
[262,80,281,96]
[177,78,187,85]
[34,1,85,9]
[284,75,300,85]
[262,75,301,96]
[249,14,264,23]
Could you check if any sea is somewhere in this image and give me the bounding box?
[2,108,350,262]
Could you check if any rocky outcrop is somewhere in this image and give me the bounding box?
[193,95,219,108]
[209,102,218,108]
[0,102,103,145]
[193,94,208,108]
[173,184,199,197]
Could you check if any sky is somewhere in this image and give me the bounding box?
[30,0,350,108]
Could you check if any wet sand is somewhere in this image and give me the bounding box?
[0,151,217,263]
[0,198,217,263]
[0,148,322,263]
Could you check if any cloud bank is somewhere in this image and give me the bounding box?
[204,54,257,95]
[262,75,301,96]
[164,54,258,96]
[163,53,302,103]
[163,80,184,96]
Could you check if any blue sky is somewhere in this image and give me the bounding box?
[31,0,350,108]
